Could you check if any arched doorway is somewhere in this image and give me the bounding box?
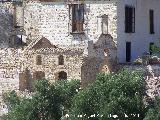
[58,71,67,80]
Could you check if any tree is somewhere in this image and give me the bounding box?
[3,79,80,120]
[64,69,147,120]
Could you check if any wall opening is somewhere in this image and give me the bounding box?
[58,55,64,65]
[125,6,135,33]
[36,55,42,65]
[126,42,131,62]
[149,42,154,55]
[58,71,67,80]
[69,3,84,33]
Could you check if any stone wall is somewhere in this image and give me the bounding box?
[0,0,118,89]
[81,57,102,87]
[22,48,84,82]
[0,46,84,114]
[0,0,118,115]
[23,0,117,47]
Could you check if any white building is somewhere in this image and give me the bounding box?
[117,0,160,63]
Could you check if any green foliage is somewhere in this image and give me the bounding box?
[150,44,160,54]
[3,79,80,120]
[3,91,20,109]
[64,70,147,120]
[144,97,160,120]
[3,70,150,120]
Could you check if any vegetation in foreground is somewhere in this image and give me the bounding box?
[3,80,80,120]
[2,69,160,120]
[64,70,147,120]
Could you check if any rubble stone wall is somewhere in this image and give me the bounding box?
[22,49,83,82]
[123,65,160,98]
[0,0,118,115]
[0,47,83,106]
[23,0,117,46]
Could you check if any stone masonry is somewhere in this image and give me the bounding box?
[0,0,118,114]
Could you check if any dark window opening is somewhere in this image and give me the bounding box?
[58,55,64,65]
[150,10,154,34]
[126,42,131,62]
[71,4,84,33]
[58,71,67,80]
[36,55,42,65]
[149,42,154,55]
[125,6,135,33]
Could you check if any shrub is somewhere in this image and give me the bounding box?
[64,70,147,120]
[3,79,80,120]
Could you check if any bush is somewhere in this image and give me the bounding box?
[3,79,80,120]
[64,70,147,120]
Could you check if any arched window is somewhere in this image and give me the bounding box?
[58,55,64,65]
[58,71,67,80]
[36,55,42,65]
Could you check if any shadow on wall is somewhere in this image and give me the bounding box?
[0,8,14,48]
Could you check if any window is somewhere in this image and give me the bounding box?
[125,6,135,33]
[149,9,154,34]
[70,4,84,33]
[36,55,42,65]
[126,42,131,62]
[58,55,64,65]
